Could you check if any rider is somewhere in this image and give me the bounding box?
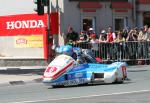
[63,45,74,56]
[56,45,85,63]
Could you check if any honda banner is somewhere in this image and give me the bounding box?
[0,14,47,36]
[0,14,48,59]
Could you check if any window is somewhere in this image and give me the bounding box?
[143,12,150,26]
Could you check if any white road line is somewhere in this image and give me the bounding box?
[12,89,150,103]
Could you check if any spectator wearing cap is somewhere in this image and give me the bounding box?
[90,33,99,56]
[99,30,107,59]
[88,28,95,38]
[99,30,107,43]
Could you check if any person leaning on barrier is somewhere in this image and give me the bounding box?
[66,27,79,44]
[90,33,99,57]
[126,29,138,60]
[99,30,107,43]
[106,26,116,60]
[137,25,149,64]
[126,29,138,41]
[114,31,125,42]
[78,31,88,42]
[147,27,150,41]
[114,31,126,59]
[106,26,116,42]
[138,25,149,41]
[122,27,130,39]
[138,27,145,41]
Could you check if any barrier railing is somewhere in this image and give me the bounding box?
[71,41,150,64]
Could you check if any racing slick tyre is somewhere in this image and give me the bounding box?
[51,85,64,88]
[113,78,124,84]
[78,83,88,86]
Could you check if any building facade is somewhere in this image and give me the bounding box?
[54,0,150,36]
[0,0,150,61]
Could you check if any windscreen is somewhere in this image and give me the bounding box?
[49,54,75,67]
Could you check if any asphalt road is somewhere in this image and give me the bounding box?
[0,65,150,103]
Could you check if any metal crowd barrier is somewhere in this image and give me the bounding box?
[72,41,150,64]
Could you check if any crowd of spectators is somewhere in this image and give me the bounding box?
[66,25,150,44]
[65,25,150,63]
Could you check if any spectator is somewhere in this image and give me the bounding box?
[137,25,149,64]
[66,27,79,44]
[88,28,95,40]
[115,31,125,42]
[126,29,137,41]
[114,31,126,59]
[106,26,116,42]
[147,27,150,41]
[138,27,144,41]
[78,31,88,42]
[126,29,138,60]
[137,25,149,41]
[99,30,107,59]
[144,24,149,33]
[99,30,107,43]
[122,28,129,39]
[106,26,116,59]
[137,26,147,61]
[90,33,99,57]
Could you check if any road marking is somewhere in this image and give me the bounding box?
[12,89,150,103]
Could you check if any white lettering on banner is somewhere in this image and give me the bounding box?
[6,20,45,29]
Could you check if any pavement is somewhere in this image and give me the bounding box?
[0,65,149,87]
[0,66,46,87]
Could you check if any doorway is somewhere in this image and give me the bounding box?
[82,17,96,32]
[115,18,127,31]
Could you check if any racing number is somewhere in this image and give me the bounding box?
[46,67,57,73]
[50,67,57,73]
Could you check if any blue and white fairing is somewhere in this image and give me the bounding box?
[43,54,127,87]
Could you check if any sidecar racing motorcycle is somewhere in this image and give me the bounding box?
[43,45,127,87]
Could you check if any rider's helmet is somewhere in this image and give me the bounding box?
[62,45,73,56]
[56,45,65,54]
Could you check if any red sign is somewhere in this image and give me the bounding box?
[0,14,47,36]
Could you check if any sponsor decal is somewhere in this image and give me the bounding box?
[14,35,43,48]
[54,78,87,86]
[6,20,45,29]
[0,13,49,59]
[75,73,83,78]
[50,67,57,73]
[0,14,47,35]
[44,61,74,80]
[16,38,27,44]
